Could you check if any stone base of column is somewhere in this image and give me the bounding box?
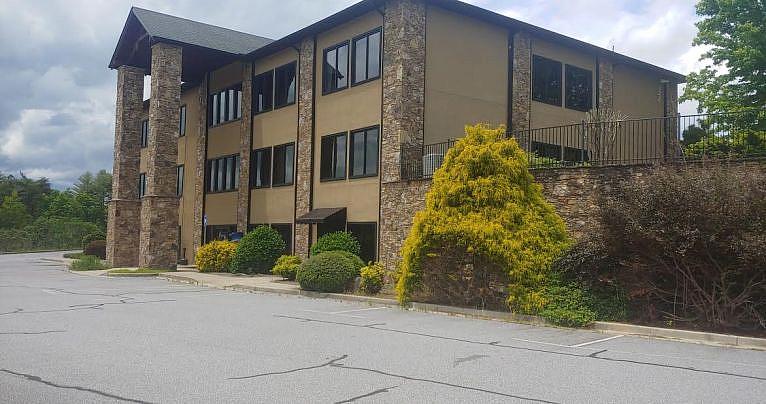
[106,199,142,268]
[294,223,310,259]
[139,196,180,269]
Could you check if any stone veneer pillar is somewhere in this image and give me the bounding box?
[192,75,208,255]
[378,0,427,268]
[139,42,182,269]
[106,65,145,267]
[511,31,531,137]
[237,62,254,232]
[598,58,614,110]
[294,37,315,258]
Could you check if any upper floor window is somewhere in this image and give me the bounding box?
[210,85,242,126]
[323,41,349,94]
[320,132,347,181]
[349,126,379,178]
[251,148,271,188]
[253,70,273,114]
[207,154,240,193]
[138,173,146,198]
[176,165,184,196]
[532,55,562,107]
[565,64,593,112]
[140,120,149,148]
[272,143,295,186]
[352,28,381,85]
[274,62,297,108]
[179,105,187,136]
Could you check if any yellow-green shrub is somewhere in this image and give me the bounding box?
[195,240,237,273]
[396,124,570,311]
[360,262,385,295]
[271,255,302,280]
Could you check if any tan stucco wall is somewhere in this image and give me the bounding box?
[614,64,664,119]
[205,192,238,224]
[424,5,508,144]
[312,11,383,223]
[529,35,597,128]
[177,86,199,263]
[250,187,294,223]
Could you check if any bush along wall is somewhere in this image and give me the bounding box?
[231,226,285,274]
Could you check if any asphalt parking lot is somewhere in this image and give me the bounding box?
[1,251,765,403]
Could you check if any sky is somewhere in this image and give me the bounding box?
[0,0,704,189]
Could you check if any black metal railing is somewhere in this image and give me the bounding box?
[400,109,766,179]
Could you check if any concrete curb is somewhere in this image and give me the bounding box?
[156,273,766,351]
[106,272,160,277]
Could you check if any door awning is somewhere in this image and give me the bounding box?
[295,207,346,224]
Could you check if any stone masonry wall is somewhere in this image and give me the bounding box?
[106,65,144,267]
[139,43,182,269]
[511,31,531,134]
[192,75,208,256]
[598,58,614,110]
[294,37,315,258]
[237,62,254,232]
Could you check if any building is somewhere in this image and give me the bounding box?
[106,0,684,269]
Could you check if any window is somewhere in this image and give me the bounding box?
[352,28,381,85]
[320,133,347,181]
[138,173,146,198]
[205,224,237,243]
[349,126,379,178]
[323,41,349,94]
[209,85,242,126]
[532,55,562,107]
[347,222,376,263]
[565,64,593,112]
[250,148,271,188]
[176,165,184,196]
[274,62,297,108]
[271,223,293,254]
[140,120,149,148]
[179,105,187,136]
[272,143,295,186]
[207,154,240,193]
[253,70,273,114]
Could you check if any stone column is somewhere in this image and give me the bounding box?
[598,58,614,111]
[237,63,254,233]
[511,30,531,142]
[378,0,427,269]
[294,37,315,259]
[106,65,144,268]
[139,42,182,269]
[662,81,680,158]
[192,75,208,256]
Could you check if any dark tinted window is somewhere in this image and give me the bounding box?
[274,62,297,108]
[176,165,184,196]
[205,224,237,243]
[272,143,295,186]
[352,28,381,85]
[271,223,292,254]
[140,120,149,148]
[207,154,240,192]
[210,85,242,125]
[251,148,271,188]
[179,105,186,136]
[532,55,562,106]
[347,222,376,263]
[253,71,273,114]
[565,64,593,112]
[350,126,379,177]
[320,133,347,180]
[323,42,349,93]
[138,173,146,198]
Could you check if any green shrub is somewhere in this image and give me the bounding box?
[63,252,86,259]
[82,231,106,250]
[70,255,108,271]
[310,231,360,256]
[360,262,385,295]
[271,255,302,280]
[296,251,359,293]
[195,241,237,272]
[231,226,286,274]
[84,240,106,259]
[535,279,596,327]
[335,251,364,276]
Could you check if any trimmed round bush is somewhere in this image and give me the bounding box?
[334,251,364,276]
[231,226,286,274]
[271,255,302,280]
[360,262,385,295]
[195,240,237,272]
[82,231,106,250]
[84,240,106,259]
[296,251,359,293]
[310,231,360,256]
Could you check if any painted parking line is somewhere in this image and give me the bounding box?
[330,307,388,314]
[571,334,624,347]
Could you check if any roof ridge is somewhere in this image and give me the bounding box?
[130,6,273,42]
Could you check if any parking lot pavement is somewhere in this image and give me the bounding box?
[1,251,765,403]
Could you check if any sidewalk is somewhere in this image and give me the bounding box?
[160,270,299,292]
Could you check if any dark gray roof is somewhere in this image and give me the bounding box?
[296,208,347,224]
[131,7,273,55]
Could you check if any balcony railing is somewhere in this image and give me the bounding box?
[400,109,766,180]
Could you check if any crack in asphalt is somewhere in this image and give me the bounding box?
[0,299,175,316]
[0,330,66,335]
[334,385,399,403]
[0,368,155,404]
[228,355,348,380]
[273,314,766,382]
[453,354,490,367]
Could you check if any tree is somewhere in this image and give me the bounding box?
[0,192,31,229]
[396,125,571,311]
[682,0,766,112]
[0,172,52,217]
[43,191,83,220]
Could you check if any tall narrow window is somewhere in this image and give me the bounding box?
[532,55,562,107]
[140,120,149,148]
[138,173,146,198]
[323,42,349,94]
[236,89,242,119]
[273,143,295,186]
[253,70,273,114]
[320,133,347,181]
[211,94,219,125]
[251,148,271,188]
[176,165,184,196]
[349,126,379,178]
[274,62,297,108]
[565,64,593,112]
[352,28,381,85]
[179,105,187,136]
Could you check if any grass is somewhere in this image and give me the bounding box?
[63,252,86,259]
[69,255,109,271]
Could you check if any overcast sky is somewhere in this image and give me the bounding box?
[0,0,703,189]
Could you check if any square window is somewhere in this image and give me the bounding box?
[274,62,297,108]
[532,55,562,107]
[565,64,593,112]
[320,133,347,180]
[253,70,273,114]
